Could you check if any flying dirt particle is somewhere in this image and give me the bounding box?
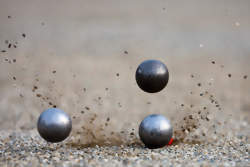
[228,74,232,78]
[32,86,38,92]
[130,132,134,136]
[13,45,17,48]
[19,94,24,98]
[81,111,84,114]
[12,76,16,80]
[162,7,166,10]
[198,111,201,114]
[106,117,110,122]
[181,104,184,107]
[190,104,194,108]
[8,44,11,48]
[73,116,76,119]
[147,102,151,104]
[1,50,6,53]
[22,33,26,38]
[83,88,86,92]
[85,106,90,110]
[211,61,215,64]
[190,74,194,78]
[116,73,120,77]
[124,51,128,54]
[189,115,193,119]
[105,88,109,91]
[98,97,101,100]
[36,94,42,97]
[41,22,45,26]
[53,105,57,108]
[12,59,16,63]
[197,83,201,87]
[203,107,207,110]
[5,40,9,44]
[216,105,220,108]
[52,70,56,74]
[243,75,247,79]
[200,93,203,96]
[8,16,11,19]
[49,102,53,106]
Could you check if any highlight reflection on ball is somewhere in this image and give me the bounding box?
[135,60,169,93]
[37,108,72,143]
[139,114,173,149]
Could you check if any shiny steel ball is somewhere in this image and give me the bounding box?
[139,114,173,149]
[37,108,72,143]
[135,60,169,93]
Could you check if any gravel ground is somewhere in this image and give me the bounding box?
[0,129,249,167]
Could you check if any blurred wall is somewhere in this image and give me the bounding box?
[0,0,250,58]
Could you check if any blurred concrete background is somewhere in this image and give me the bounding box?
[0,0,250,58]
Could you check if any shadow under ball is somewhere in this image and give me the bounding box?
[136,60,169,93]
[37,108,72,143]
[139,114,173,149]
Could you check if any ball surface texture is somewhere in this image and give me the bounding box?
[37,108,72,143]
[135,60,169,93]
[139,114,173,149]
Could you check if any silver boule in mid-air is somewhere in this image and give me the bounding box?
[37,108,72,143]
[139,114,173,149]
[135,59,169,93]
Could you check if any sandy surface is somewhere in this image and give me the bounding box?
[0,129,249,167]
[0,0,250,166]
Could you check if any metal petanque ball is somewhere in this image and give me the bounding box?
[37,108,72,143]
[139,114,173,149]
[135,60,169,93]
